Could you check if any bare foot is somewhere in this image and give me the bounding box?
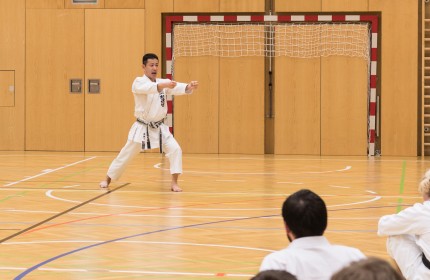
[171,173,182,192]
[171,184,182,192]
[99,176,111,189]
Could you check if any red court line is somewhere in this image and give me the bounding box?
[23,196,284,235]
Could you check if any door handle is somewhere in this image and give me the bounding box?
[88,79,100,94]
[70,79,82,93]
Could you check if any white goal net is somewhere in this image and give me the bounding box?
[173,22,370,60]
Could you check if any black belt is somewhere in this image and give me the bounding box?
[136,118,164,153]
[136,118,164,128]
[423,254,430,270]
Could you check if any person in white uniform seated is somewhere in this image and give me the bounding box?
[259,189,366,280]
[99,53,198,192]
[378,170,430,280]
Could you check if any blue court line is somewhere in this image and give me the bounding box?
[14,203,403,279]
[14,215,273,279]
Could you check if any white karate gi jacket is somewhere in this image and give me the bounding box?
[259,236,365,280]
[378,201,430,280]
[128,75,191,149]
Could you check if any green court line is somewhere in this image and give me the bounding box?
[0,191,28,203]
[396,160,406,213]
[36,161,107,188]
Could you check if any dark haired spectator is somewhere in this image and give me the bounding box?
[251,270,297,280]
[259,189,366,280]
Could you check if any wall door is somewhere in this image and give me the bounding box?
[274,57,321,155]
[174,55,265,155]
[274,55,368,156]
[26,9,144,151]
[84,9,145,151]
[26,9,85,151]
[321,56,368,155]
[173,56,220,153]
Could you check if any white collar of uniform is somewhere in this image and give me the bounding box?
[289,236,330,249]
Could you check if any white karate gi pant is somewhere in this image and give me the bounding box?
[386,235,430,280]
[106,135,182,181]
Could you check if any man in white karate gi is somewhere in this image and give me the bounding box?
[259,189,366,280]
[378,171,430,280]
[100,53,198,192]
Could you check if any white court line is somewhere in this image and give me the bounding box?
[0,266,254,277]
[179,155,430,163]
[1,208,256,219]
[216,180,245,182]
[277,182,304,185]
[155,179,184,182]
[0,209,382,220]
[329,185,351,189]
[154,163,351,175]
[327,196,381,207]
[4,157,97,187]
[45,190,155,208]
[39,189,421,199]
[108,270,252,277]
[62,185,80,189]
[2,240,274,252]
[45,190,381,211]
[297,166,352,174]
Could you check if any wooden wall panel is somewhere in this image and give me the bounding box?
[322,0,368,11]
[65,0,104,9]
[26,9,84,151]
[321,56,368,155]
[171,0,220,152]
[220,0,264,12]
[105,0,144,8]
[145,0,173,75]
[173,0,219,12]
[0,0,24,150]
[26,0,64,9]
[0,71,14,107]
[219,57,265,154]
[84,9,145,151]
[370,0,418,156]
[174,56,219,153]
[274,0,321,12]
[274,57,321,155]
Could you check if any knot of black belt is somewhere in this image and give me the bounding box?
[137,118,164,153]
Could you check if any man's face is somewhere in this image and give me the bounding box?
[143,58,159,81]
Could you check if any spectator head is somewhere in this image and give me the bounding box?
[282,189,327,238]
[331,257,404,280]
[418,170,430,200]
[251,270,297,280]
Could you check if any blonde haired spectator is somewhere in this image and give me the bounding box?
[378,171,430,280]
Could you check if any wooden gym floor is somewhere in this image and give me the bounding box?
[0,151,427,279]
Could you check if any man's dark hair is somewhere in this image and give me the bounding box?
[142,53,159,65]
[282,189,327,238]
[251,270,297,280]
